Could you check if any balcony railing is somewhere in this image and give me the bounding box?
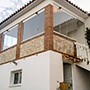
[53,31,90,63]
[0,31,88,65]
[75,42,90,62]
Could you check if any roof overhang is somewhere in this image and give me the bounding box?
[54,0,88,19]
[0,0,89,30]
[0,0,44,30]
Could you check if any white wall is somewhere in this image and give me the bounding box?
[76,62,90,71]
[77,24,86,44]
[68,24,85,44]
[72,64,90,90]
[0,51,63,90]
[50,51,63,90]
[85,17,90,28]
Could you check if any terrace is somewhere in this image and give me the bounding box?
[0,4,89,65]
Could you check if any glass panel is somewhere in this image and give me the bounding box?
[63,63,73,90]
[53,6,84,40]
[14,73,19,84]
[2,26,17,50]
[22,10,44,41]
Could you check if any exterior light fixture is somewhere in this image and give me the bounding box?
[6,30,10,32]
[58,7,62,10]
[11,60,17,65]
[35,12,38,15]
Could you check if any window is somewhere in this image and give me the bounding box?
[22,10,44,41]
[53,6,84,40]
[2,25,18,50]
[10,70,22,86]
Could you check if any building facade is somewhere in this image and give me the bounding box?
[0,0,90,90]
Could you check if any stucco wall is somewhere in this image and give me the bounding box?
[85,17,90,28]
[50,51,63,90]
[68,24,85,44]
[76,24,86,44]
[76,62,90,71]
[72,64,90,90]
[0,51,63,90]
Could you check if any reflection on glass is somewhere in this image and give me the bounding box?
[53,6,84,39]
[22,10,44,41]
[14,73,19,84]
[2,26,17,50]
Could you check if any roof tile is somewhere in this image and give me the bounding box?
[65,0,87,14]
[0,0,36,25]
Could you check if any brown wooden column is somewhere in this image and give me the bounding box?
[16,21,22,60]
[44,4,53,51]
[0,33,2,51]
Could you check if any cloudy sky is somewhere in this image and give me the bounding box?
[0,0,90,22]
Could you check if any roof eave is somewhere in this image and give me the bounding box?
[0,0,44,30]
[54,0,88,19]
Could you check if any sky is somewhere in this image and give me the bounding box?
[0,0,90,22]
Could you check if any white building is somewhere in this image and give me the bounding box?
[0,0,90,90]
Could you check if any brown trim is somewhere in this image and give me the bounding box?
[62,54,81,63]
[0,60,15,65]
[44,4,53,51]
[53,49,74,58]
[21,33,44,44]
[0,33,2,52]
[0,50,45,65]
[16,21,22,60]
[0,44,17,53]
[52,49,81,62]
[0,49,81,65]
[19,50,45,60]
[54,31,76,42]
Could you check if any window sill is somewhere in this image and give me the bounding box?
[9,84,21,87]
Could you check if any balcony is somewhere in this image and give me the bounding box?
[0,33,44,65]
[0,29,89,65]
[53,31,90,64]
[0,4,88,65]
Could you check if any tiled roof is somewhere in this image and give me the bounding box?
[0,0,89,25]
[0,0,36,25]
[65,0,87,14]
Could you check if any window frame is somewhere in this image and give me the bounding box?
[21,9,45,42]
[53,5,85,40]
[10,70,22,87]
[1,25,18,51]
